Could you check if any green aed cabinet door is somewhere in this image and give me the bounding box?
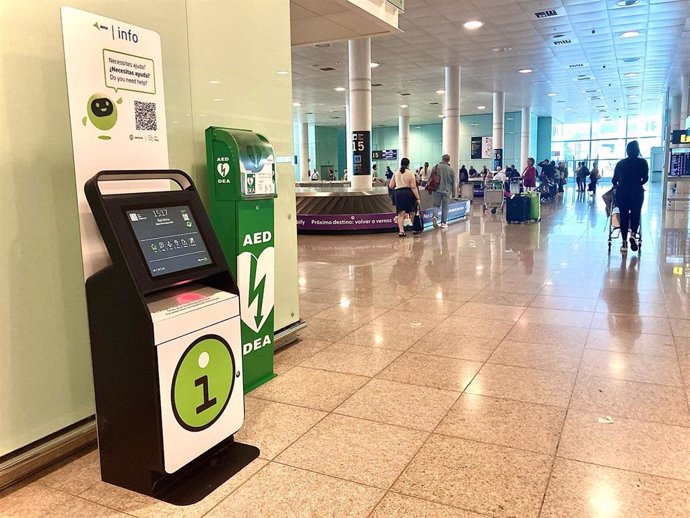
[205,127,277,392]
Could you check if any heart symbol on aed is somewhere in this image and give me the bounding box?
[237,247,275,333]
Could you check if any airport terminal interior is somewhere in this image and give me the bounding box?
[3,0,690,517]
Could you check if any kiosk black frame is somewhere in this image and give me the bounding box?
[84,170,258,505]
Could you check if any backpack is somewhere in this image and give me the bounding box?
[427,165,440,193]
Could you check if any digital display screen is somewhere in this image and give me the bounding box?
[126,205,212,277]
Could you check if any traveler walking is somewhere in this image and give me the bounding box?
[389,158,420,237]
[612,141,648,254]
[431,154,457,229]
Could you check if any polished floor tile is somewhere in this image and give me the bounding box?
[541,458,690,518]
[273,338,332,365]
[488,339,583,373]
[518,307,594,329]
[579,349,683,387]
[335,378,459,431]
[434,316,515,339]
[531,295,598,312]
[251,366,368,411]
[410,331,500,362]
[559,410,690,482]
[436,393,566,455]
[452,302,526,322]
[370,492,483,517]
[338,323,428,350]
[236,397,326,459]
[590,313,672,336]
[0,483,73,517]
[466,363,576,408]
[300,342,402,377]
[34,449,100,496]
[377,352,482,391]
[393,434,552,518]
[570,375,690,427]
[585,329,677,357]
[506,321,589,346]
[206,463,384,518]
[276,414,427,489]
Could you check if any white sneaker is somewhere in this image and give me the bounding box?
[432,216,439,229]
[620,243,628,254]
[440,223,448,229]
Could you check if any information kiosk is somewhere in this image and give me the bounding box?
[84,170,258,504]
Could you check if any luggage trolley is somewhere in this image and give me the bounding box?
[483,180,505,214]
[604,188,642,255]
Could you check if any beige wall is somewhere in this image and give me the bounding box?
[0,0,297,456]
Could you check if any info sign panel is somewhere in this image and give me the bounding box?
[352,130,371,175]
[61,7,169,279]
[493,148,503,170]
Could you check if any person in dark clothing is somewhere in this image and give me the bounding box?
[612,140,648,254]
[459,165,469,183]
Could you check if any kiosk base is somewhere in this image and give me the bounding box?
[150,438,260,506]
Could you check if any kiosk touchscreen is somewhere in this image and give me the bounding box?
[84,170,259,504]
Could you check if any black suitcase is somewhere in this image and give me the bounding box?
[506,195,530,223]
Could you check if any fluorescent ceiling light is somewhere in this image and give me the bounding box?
[400,104,408,108]
[292,102,301,107]
[277,70,289,75]
[334,87,346,92]
[492,47,512,52]
[616,0,641,6]
[438,114,444,118]
[624,72,640,77]
[436,89,445,94]
[463,20,484,30]
[208,80,221,84]
[370,62,380,68]
[469,123,479,126]
[620,30,641,38]
[477,105,486,110]
[212,98,223,102]
[518,68,533,74]
[547,92,558,97]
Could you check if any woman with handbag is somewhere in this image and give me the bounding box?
[389,157,420,237]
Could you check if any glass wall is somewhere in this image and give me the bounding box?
[552,115,662,178]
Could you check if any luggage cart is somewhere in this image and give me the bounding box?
[483,180,505,214]
[605,188,641,255]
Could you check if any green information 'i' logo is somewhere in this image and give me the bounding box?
[171,335,236,432]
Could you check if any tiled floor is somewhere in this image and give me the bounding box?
[3,184,690,517]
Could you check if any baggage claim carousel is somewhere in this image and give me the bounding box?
[295,186,471,234]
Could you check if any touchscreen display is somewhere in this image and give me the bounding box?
[126,205,212,277]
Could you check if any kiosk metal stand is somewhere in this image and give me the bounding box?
[84,170,259,505]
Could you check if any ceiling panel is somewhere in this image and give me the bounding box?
[290,0,690,126]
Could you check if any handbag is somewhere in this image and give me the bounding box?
[412,204,424,233]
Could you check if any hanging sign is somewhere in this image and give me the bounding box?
[352,130,371,175]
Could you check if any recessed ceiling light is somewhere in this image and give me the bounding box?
[400,104,408,108]
[518,68,533,74]
[212,98,223,102]
[565,107,575,111]
[438,114,444,118]
[208,80,221,84]
[624,72,640,78]
[463,20,484,30]
[477,105,486,110]
[469,123,479,126]
[547,92,558,96]
[370,62,380,68]
[627,94,638,98]
[492,47,512,52]
[621,57,641,62]
[277,70,289,75]
[436,89,445,94]
[616,0,641,6]
[620,30,641,38]
[292,102,301,107]
[334,87,346,92]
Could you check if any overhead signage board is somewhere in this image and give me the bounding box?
[372,149,398,161]
[61,7,169,279]
[671,130,690,145]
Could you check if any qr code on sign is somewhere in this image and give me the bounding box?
[134,100,157,131]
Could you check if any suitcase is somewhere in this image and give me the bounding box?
[506,195,530,223]
[525,191,541,221]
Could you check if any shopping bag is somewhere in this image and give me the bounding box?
[412,205,424,233]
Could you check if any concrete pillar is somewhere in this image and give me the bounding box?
[520,107,531,170]
[398,105,410,162]
[345,91,353,180]
[348,38,372,190]
[680,76,689,129]
[492,92,505,169]
[297,105,310,181]
[442,65,461,177]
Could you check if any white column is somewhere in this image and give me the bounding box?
[520,107,531,169]
[398,105,410,161]
[345,91,353,180]
[681,75,689,130]
[492,92,505,169]
[442,65,461,175]
[348,38,372,190]
[297,105,310,181]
